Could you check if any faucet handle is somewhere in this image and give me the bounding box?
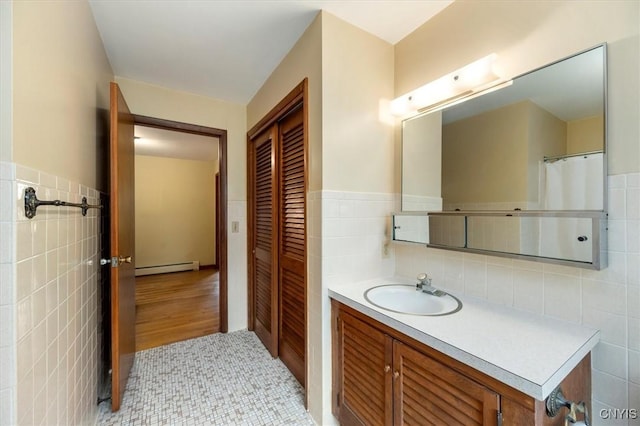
[417,273,431,285]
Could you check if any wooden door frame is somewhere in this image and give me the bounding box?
[215,172,220,269]
[133,114,228,333]
[247,79,308,392]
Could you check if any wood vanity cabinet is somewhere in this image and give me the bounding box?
[332,300,591,426]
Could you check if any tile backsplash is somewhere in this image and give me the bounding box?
[0,162,16,426]
[1,162,101,425]
[395,172,640,425]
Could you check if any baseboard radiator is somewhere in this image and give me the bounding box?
[135,261,200,276]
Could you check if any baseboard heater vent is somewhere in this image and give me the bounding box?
[135,261,200,276]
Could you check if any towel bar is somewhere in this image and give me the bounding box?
[24,187,102,219]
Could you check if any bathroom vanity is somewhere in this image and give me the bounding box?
[330,278,599,425]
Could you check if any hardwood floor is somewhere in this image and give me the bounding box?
[135,269,220,351]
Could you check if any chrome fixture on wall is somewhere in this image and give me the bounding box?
[545,386,590,425]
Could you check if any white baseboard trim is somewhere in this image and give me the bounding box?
[135,261,200,276]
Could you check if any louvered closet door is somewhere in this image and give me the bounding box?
[250,126,279,357]
[393,341,500,425]
[278,106,306,385]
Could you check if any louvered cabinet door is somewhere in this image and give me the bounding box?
[277,106,306,385]
[393,341,500,426]
[249,126,279,357]
[338,312,393,426]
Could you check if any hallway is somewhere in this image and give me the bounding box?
[98,331,314,425]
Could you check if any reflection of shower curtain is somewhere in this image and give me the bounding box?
[540,153,603,261]
[543,153,603,210]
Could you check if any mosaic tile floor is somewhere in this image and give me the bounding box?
[98,331,315,425]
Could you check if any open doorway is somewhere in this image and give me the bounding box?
[134,125,219,274]
[133,124,221,350]
[97,115,228,362]
[134,115,228,340]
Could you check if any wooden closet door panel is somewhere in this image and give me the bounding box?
[339,312,393,426]
[250,126,279,357]
[393,341,500,426]
[278,106,306,385]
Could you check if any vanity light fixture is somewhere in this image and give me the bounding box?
[390,53,506,117]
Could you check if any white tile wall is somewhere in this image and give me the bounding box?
[394,172,640,425]
[321,191,395,286]
[1,163,101,426]
[0,161,16,426]
[310,190,395,425]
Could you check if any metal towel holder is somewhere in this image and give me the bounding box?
[24,187,102,219]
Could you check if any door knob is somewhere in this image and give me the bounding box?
[118,256,132,264]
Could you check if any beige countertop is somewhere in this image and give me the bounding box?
[329,276,600,401]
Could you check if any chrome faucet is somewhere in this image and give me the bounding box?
[416,273,446,297]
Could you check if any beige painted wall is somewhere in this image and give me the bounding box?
[135,155,217,268]
[567,115,605,154]
[13,0,113,189]
[442,101,531,204]
[395,0,639,177]
[320,12,395,424]
[321,13,395,194]
[116,78,246,201]
[0,2,12,162]
[115,77,248,332]
[8,1,114,424]
[247,14,323,192]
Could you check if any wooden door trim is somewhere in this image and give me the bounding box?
[215,172,220,269]
[247,79,306,139]
[132,114,228,333]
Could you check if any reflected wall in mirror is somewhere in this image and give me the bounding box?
[393,213,429,244]
[401,44,607,213]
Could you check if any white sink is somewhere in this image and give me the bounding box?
[364,284,462,316]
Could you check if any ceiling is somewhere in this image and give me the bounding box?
[89,0,453,104]
[134,125,219,161]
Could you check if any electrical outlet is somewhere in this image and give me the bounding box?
[232,221,240,233]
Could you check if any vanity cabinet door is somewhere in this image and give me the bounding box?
[338,312,393,426]
[393,341,500,425]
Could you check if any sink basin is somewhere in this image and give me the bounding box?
[364,284,462,316]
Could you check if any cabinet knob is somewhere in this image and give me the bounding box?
[384,365,391,373]
[393,371,400,379]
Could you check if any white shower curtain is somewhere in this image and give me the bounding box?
[540,153,603,261]
[543,153,603,210]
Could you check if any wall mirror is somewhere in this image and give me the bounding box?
[396,44,608,269]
